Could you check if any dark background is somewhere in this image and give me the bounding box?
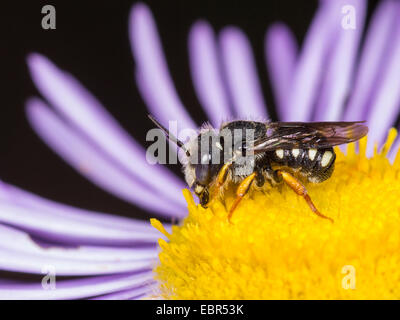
[0,0,379,220]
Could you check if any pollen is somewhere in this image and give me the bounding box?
[151,129,400,299]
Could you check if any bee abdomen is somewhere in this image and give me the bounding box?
[305,148,336,183]
[271,147,336,183]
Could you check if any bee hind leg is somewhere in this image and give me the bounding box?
[276,170,334,223]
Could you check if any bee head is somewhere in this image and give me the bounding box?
[183,128,224,205]
[147,115,224,207]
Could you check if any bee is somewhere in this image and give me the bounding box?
[148,115,368,223]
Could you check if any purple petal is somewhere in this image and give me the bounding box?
[388,132,400,162]
[314,0,366,121]
[27,53,187,210]
[0,181,165,246]
[0,180,158,232]
[0,224,157,262]
[0,245,152,276]
[219,27,268,119]
[0,272,153,300]
[265,23,298,120]
[129,3,196,131]
[0,201,162,245]
[0,180,173,246]
[286,1,338,121]
[189,21,233,127]
[90,285,152,300]
[344,0,400,121]
[26,98,186,218]
[366,17,400,155]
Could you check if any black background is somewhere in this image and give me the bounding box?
[0,0,379,220]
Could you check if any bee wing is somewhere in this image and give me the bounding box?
[249,121,368,152]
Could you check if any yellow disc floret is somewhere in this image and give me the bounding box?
[151,129,400,299]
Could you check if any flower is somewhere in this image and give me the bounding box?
[152,130,400,299]
[1,0,400,299]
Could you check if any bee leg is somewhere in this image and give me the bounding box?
[254,166,265,187]
[276,170,334,223]
[227,172,256,223]
[261,161,282,186]
[211,162,233,203]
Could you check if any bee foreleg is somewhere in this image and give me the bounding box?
[276,170,334,223]
[211,162,233,202]
[227,172,256,223]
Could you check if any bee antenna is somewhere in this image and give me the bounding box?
[148,114,190,157]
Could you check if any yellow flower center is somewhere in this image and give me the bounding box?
[151,129,400,299]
